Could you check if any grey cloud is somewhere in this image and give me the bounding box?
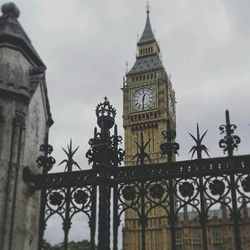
[3,0,249,245]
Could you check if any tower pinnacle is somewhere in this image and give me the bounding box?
[0,2,45,66]
[1,2,20,18]
[137,3,155,45]
[146,2,150,15]
[127,3,161,75]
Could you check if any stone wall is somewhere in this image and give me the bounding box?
[0,4,52,249]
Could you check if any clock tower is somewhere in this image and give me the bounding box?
[122,7,176,250]
[123,7,176,166]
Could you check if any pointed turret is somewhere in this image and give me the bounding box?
[0,2,45,66]
[127,6,162,76]
[137,6,156,45]
[0,2,52,125]
[0,4,53,249]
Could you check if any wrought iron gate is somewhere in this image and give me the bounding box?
[23,98,250,250]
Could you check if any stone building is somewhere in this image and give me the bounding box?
[122,6,176,250]
[0,3,52,250]
[122,6,250,250]
[174,205,250,250]
[123,7,176,167]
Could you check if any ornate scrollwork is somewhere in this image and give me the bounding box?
[45,189,66,220]
[71,187,92,214]
[174,178,200,226]
[96,96,116,131]
[122,186,136,201]
[22,100,250,250]
[160,119,179,161]
[86,127,124,166]
[49,191,64,206]
[149,183,164,199]
[36,143,56,173]
[204,176,231,202]
[234,173,250,222]
[117,182,141,220]
[241,176,250,192]
[74,190,89,205]
[179,181,195,198]
[143,180,170,219]
[86,98,124,167]
[219,110,241,156]
[40,144,53,155]
[176,178,198,203]
[203,175,233,220]
[209,179,225,196]
[44,186,93,241]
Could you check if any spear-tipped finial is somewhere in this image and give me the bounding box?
[189,123,209,159]
[132,132,151,165]
[59,140,80,172]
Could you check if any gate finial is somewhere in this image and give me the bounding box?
[36,140,55,173]
[219,110,240,156]
[160,119,179,161]
[96,97,116,133]
[132,131,151,165]
[189,123,209,159]
[86,98,124,167]
[59,140,80,172]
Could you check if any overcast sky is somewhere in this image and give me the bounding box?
[1,0,250,245]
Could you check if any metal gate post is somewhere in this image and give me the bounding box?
[36,137,56,250]
[160,119,179,250]
[86,98,124,250]
[98,176,111,250]
[219,110,241,250]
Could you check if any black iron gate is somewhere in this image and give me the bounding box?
[23,98,250,250]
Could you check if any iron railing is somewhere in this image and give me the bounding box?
[23,98,250,250]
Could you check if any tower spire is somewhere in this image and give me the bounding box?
[146,2,150,15]
[127,3,162,75]
[137,2,155,45]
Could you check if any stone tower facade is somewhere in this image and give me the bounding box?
[122,8,176,250]
[0,3,53,250]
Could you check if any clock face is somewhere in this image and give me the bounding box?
[132,87,156,112]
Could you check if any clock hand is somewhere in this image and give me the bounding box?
[142,94,145,110]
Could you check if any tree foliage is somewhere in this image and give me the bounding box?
[43,239,96,250]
